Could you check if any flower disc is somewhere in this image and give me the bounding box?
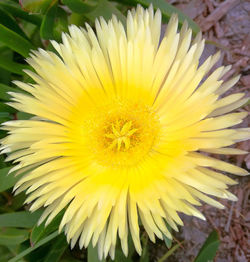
[81,99,160,167]
[1,5,249,260]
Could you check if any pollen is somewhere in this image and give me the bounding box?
[104,120,138,151]
[85,100,161,168]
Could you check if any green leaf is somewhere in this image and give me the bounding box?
[0,102,16,114]
[20,20,38,40]
[17,112,33,120]
[40,0,58,40]
[53,7,68,41]
[0,83,19,101]
[31,211,63,244]
[43,234,67,262]
[20,0,53,14]
[9,192,26,211]
[0,167,19,193]
[0,24,34,57]
[163,235,172,249]
[0,48,12,85]
[0,55,30,75]
[69,12,87,27]
[0,131,8,140]
[60,258,82,262]
[60,250,83,262]
[140,234,149,262]
[163,224,172,248]
[194,230,220,262]
[0,246,13,262]
[0,112,10,119]
[23,244,51,262]
[113,233,135,261]
[0,211,43,228]
[0,0,42,25]
[0,228,29,246]
[88,243,105,262]
[0,6,27,39]
[62,0,96,13]
[113,250,133,262]
[85,0,126,25]
[8,231,58,262]
[120,0,200,34]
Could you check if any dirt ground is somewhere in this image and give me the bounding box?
[150,0,250,261]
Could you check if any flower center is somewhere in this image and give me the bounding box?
[104,120,138,151]
[84,100,160,168]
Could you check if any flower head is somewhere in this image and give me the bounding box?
[1,5,249,260]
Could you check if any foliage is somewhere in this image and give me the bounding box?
[194,230,220,262]
[0,0,219,261]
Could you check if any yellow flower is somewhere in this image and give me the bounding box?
[1,5,249,260]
